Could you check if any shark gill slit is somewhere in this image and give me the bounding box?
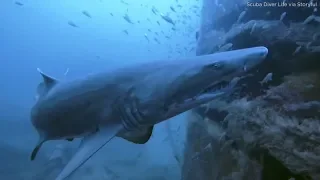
[122,110,140,131]
[128,107,141,128]
[122,116,131,131]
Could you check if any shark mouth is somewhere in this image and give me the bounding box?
[202,81,230,95]
[164,78,239,119]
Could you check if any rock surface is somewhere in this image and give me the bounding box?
[182,0,320,179]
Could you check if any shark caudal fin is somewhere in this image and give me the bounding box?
[30,133,46,161]
[55,123,123,180]
[30,140,44,161]
[35,68,58,100]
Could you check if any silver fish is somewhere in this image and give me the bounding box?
[82,10,92,18]
[123,14,134,24]
[259,72,273,85]
[160,13,175,25]
[68,21,78,28]
[236,11,246,23]
[280,12,286,21]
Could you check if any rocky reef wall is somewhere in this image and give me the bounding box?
[182,0,320,179]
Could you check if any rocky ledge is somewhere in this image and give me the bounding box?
[182,3,320,180]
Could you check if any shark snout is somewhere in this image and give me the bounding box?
[243,46,268,72]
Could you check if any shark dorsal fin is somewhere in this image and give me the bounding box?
[37,68,58,88]
[35,68,58,99]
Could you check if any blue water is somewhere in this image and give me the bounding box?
[0,0,200,179]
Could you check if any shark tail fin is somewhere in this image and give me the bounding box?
[30,139,45,161]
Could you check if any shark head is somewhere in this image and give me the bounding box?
[141,46,268,123]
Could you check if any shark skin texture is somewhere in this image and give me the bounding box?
[29,46,268,180]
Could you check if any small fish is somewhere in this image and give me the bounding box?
[170,6,176,12]
[110,13,114,16]
[157,21,160,25]
[203,143,212,151]
[82,11,92,18]
[152,6,158,15]
[312,32,319,40]
[305,84,314,89]
[292,46,301,55]
[174,154,181,164]
[165,36,170,39]
[171,27,176,31]
[259,73,273,85]
[123,30,129,35]
[15,1,23,6]
[236,11,246,23]
[123,14,134,24]
[137,20,140,24]
[228,77,241,88]
[144,33,149,42]
[120,0,129,5]
[160,13,175,25]
[250,23,257,35]
[266,11,271,16]
[306,41,312,49]
[303,15,314,25]
[154,38,160,44]
[64,68,69,76]
[147,18,151,22]
[280,12,286,22]
[68,21,78,28]
[219,43,233,52]
[154,32,158,35]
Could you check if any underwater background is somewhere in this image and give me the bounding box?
[2,0,320,179]
[0,0,199,179]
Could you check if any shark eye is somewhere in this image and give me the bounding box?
[205,63,223,70]
[213,63,221,68]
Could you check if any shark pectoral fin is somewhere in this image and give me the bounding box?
[55,123,123,180]
[30,140,44,161]
[117,126,154,144]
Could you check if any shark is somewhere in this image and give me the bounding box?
[30,46,268,180]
